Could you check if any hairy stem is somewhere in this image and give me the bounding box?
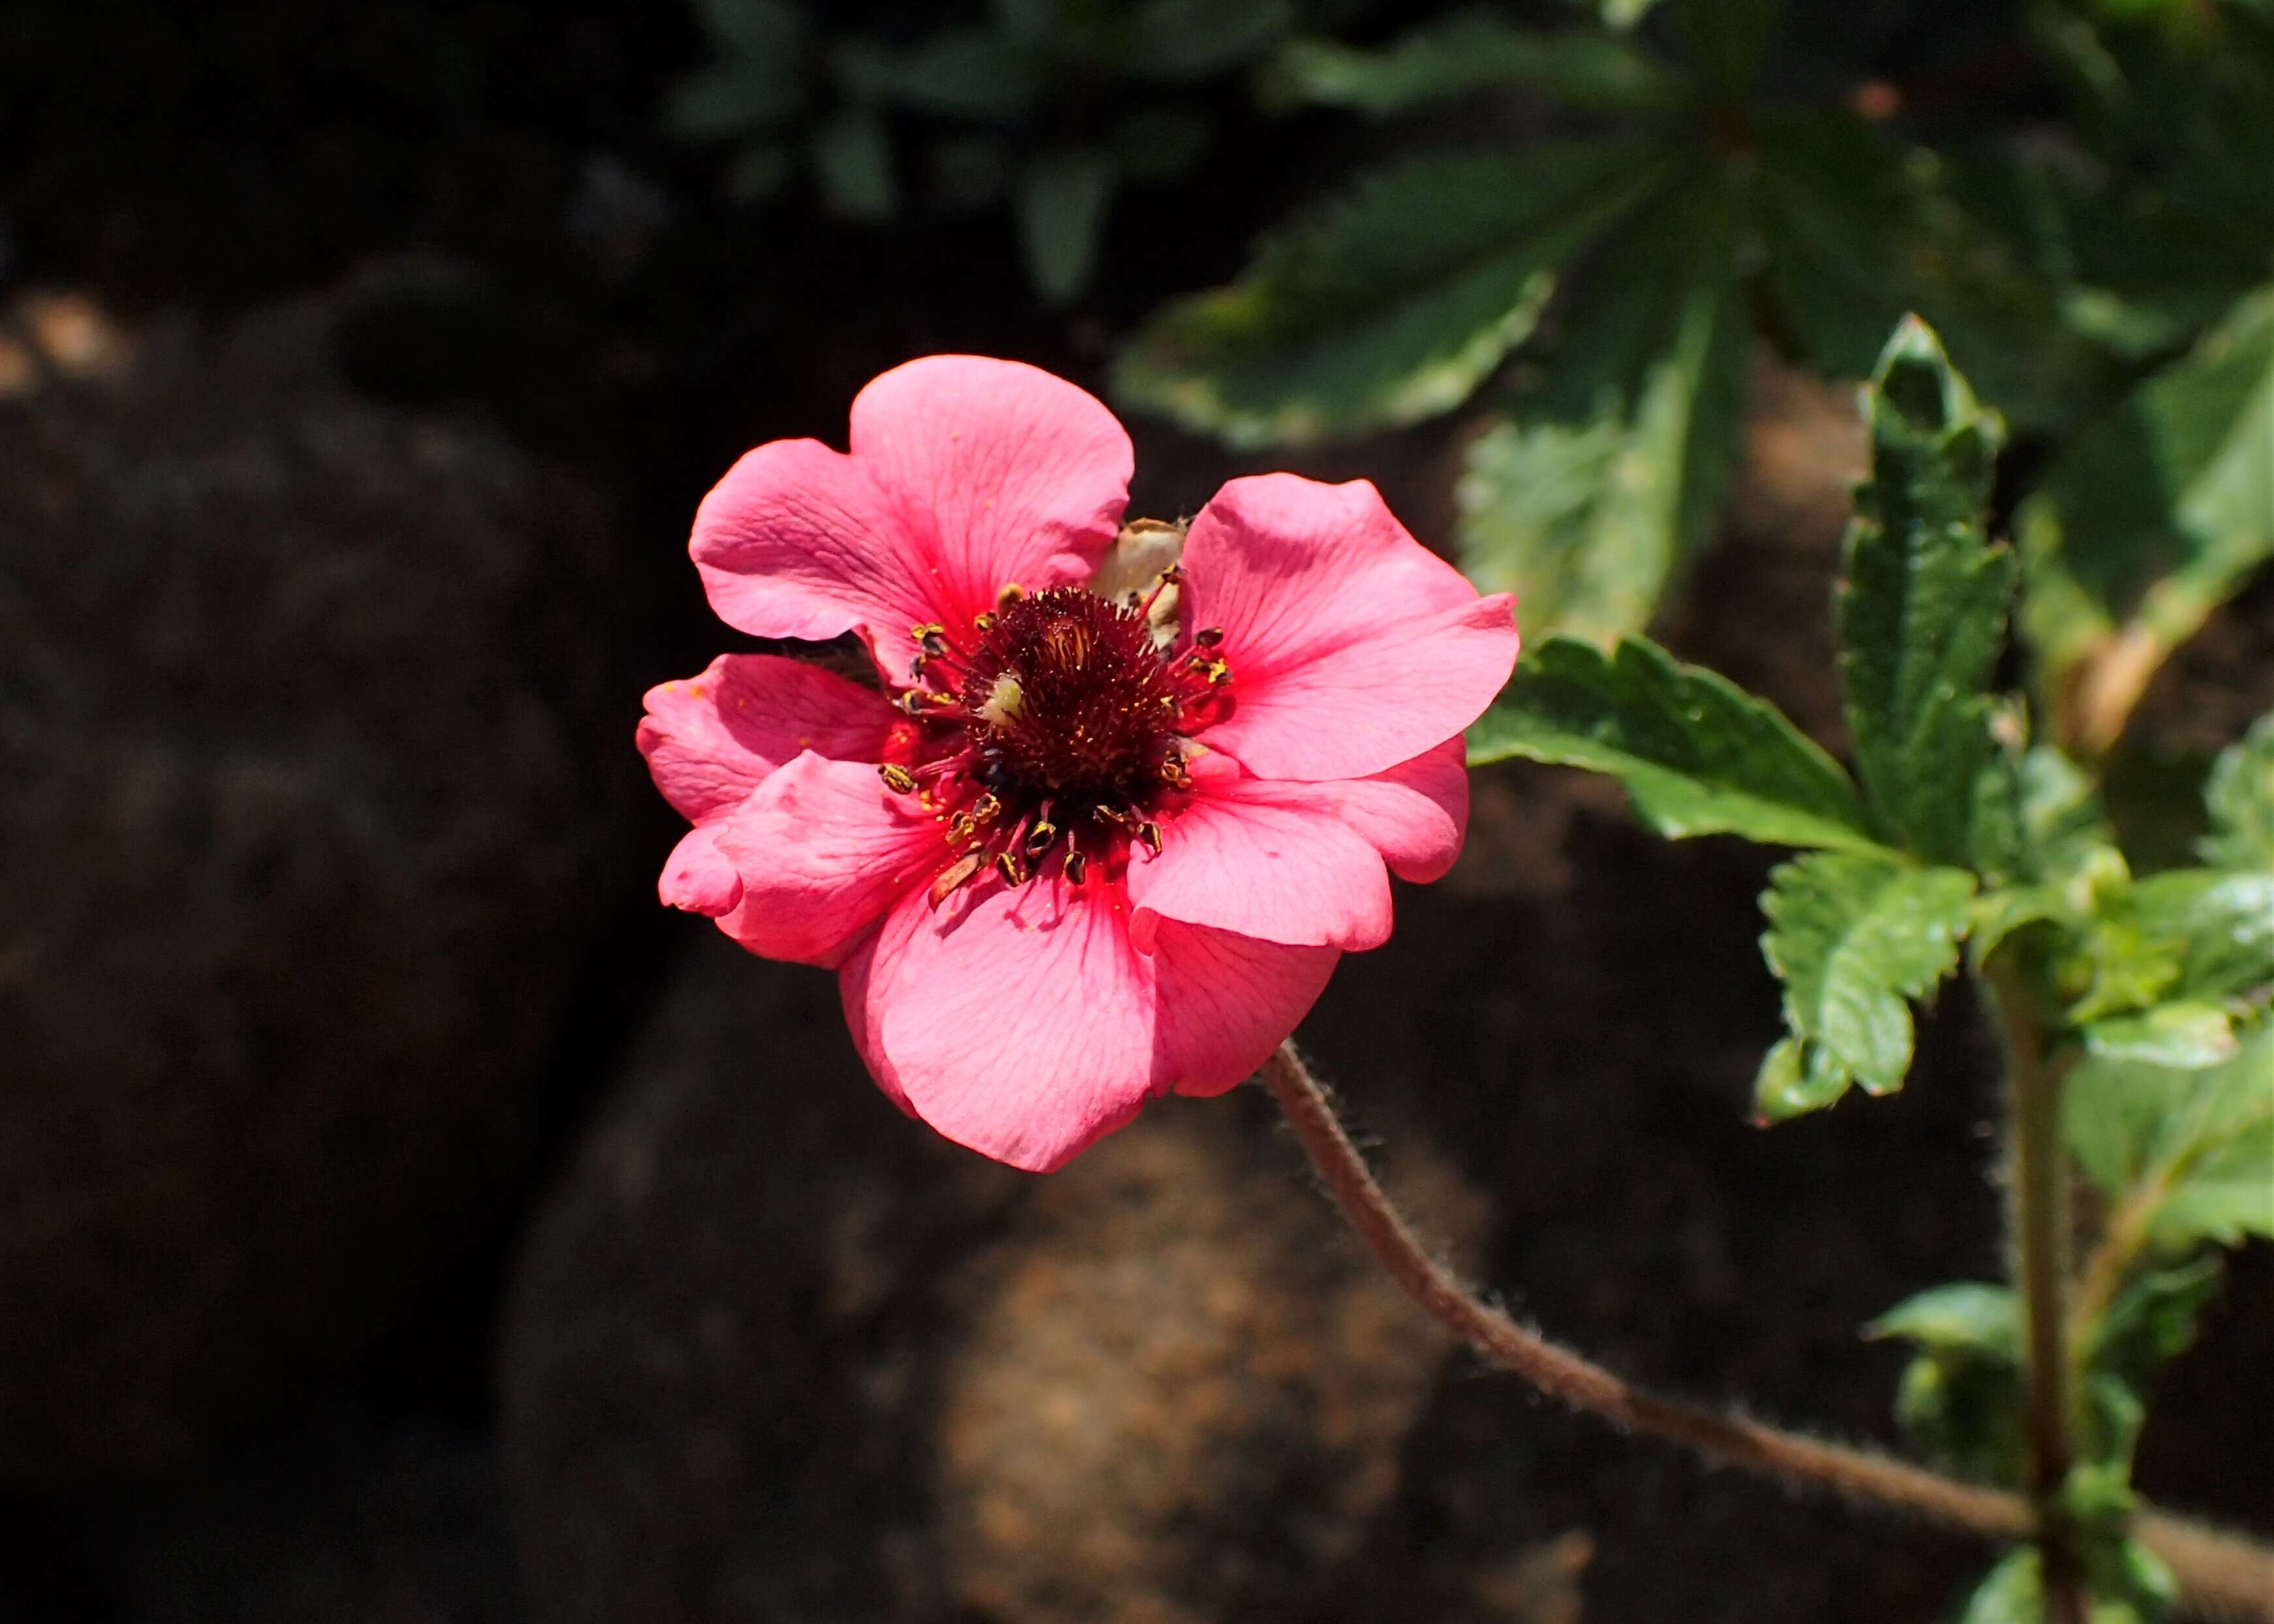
[1259,1042,2274,1622]
[1983,959,2089,1624]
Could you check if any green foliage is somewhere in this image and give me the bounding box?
[1017,149,1115,305]
[1867,1281,2020,1360]
[2066,1023,2274,1248]
[810,109,896,221]
[1113,144,1668,446]
[1103,0,2272,649]
[2020,285,2274,749]
[2200,712,2274,870]
[1756,855,1976,1119]
[1839,319,2016,868]
[1467,636,1880,854]
[1869,1281,2027,1484]
[1260,10,1679,116]
[669,0,1304,303]
[1956,1544,2177,1624]
[1455,173,1750,644]
[1749,114,2081,432]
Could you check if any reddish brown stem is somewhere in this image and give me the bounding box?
[1258,1044,2274,1622]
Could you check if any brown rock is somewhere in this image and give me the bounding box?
[500,931,1484,1623]
[0,286,623,1479]
[935,1101,1483,1624]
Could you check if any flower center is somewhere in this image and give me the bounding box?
[880,578,1230,901]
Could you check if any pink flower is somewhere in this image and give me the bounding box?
[639,356,1518,1170]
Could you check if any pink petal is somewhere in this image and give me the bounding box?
[1181,474,1519,781]
[637,653,897,824]
[657,824,744,917]
[853,877,1158,1172]
[1148,919,1339,1099]
[842,875,1340,1168]
[849,356,1131,638]
[691,438,945,671]
[710,753,943,969]
[1126,779,1395,952]
[1293,737,1471,884]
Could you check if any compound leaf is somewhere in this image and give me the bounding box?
[1112,143,1667,447]
[1758,853,1978,1116]
[1839,317,2015,867]
[1261,10,1679,117]
[1456,171,1750,642]
[1469,636,1881,854]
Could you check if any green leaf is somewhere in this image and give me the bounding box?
[810,110,896,221]
[1117,0,1294,81]
[1760,854,1978,1112]
[1017,149,1116,305]
[2066,1022,2274,1246]
[1957,1549,2042,1624]
[691,0,808,61]
[1109,108,1211,183]
[1957,1545,2177,1624]
[1753,1036,1844,1122]
[1839,317,2016,867]
[2019,286,2274,753]
[1870,1281,2027,1485]
[668,59,806,139]
[2202,712,2274,870]
[1455,173,1750,643]
[851,25,1041,121]
[2093,1253,2222,1387]
[1112,143,1669,448]
[1468,636,1882,852]
[2155,1123,2274,1245]
[1259,10,1679,117]
[2083,1001,2239,1069]
[1752,114,2077,431]
[1867,1281,2021,1360]
[1600,0,1667,27]
[2130,869,2274,1000]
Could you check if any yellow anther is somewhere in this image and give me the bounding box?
[928,852,983,907]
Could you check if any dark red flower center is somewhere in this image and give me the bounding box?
[879,577,1230,900]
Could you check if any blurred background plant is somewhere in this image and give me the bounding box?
[1102,0,2273,768]
[666,0,1362,305]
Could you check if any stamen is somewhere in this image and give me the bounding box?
[929,852,983,907]
[887,582,1231,896]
